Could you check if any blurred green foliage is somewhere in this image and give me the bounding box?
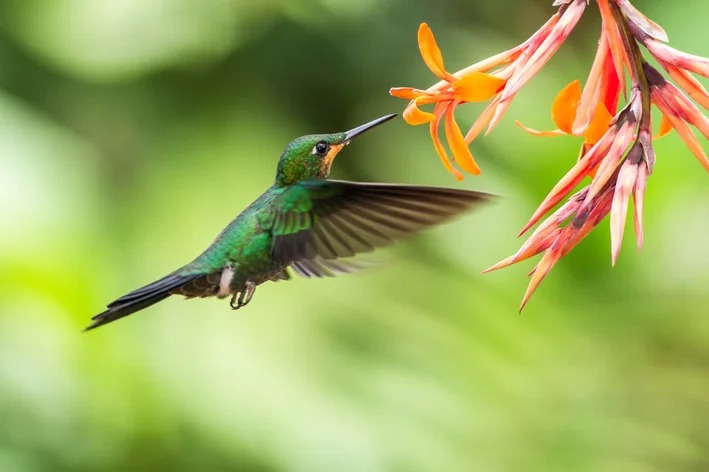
[2,0,709,470]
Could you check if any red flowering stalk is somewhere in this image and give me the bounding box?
[391,0,709,309]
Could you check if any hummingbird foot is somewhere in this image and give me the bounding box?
[230,281,256,310]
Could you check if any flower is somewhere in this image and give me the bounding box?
[393,0,709,309]
[390,1,587,178]
[390,24,506,179]
[390,0,586,176]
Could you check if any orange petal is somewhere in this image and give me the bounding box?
[584,102,613,145]
[402,96,437,125]
[452,73,506,103]
[390,87,428,100]
[515,121,567,137]
[552,80,582,134]
[418,23,455,82]
[654,113,673,139]
[444,102,481,175]
[414,44,527,97]
[403,104,435,125]
[430,103,464,180]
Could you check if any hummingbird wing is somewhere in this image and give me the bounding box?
[270,180,492,268]
[290,256,370,278]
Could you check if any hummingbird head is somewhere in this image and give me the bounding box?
[275,114,397,187]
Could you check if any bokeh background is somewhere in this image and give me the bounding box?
[2,0,709,470]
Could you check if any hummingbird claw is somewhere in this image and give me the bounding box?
[230,281,256,310]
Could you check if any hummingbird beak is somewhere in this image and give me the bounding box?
[343,114,397,145]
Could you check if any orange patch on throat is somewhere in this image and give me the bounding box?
[322,143,344,172]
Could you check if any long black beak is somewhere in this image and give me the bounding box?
[343,114,397,144]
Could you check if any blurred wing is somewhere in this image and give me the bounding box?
[270,180,492,266]
[290,256,371,278]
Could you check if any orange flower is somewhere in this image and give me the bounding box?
[390,1,588,178]
[390,24,505,179]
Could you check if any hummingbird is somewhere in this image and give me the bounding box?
[86,114,492,331]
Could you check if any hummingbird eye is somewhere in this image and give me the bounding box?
[314,142,330,156]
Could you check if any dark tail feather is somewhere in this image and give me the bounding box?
[85,273,201,332]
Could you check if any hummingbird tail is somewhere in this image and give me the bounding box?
[85,272,201,331]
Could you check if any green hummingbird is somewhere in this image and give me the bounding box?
[86,114,492,331]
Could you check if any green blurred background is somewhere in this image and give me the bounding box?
[2,0,709,470]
